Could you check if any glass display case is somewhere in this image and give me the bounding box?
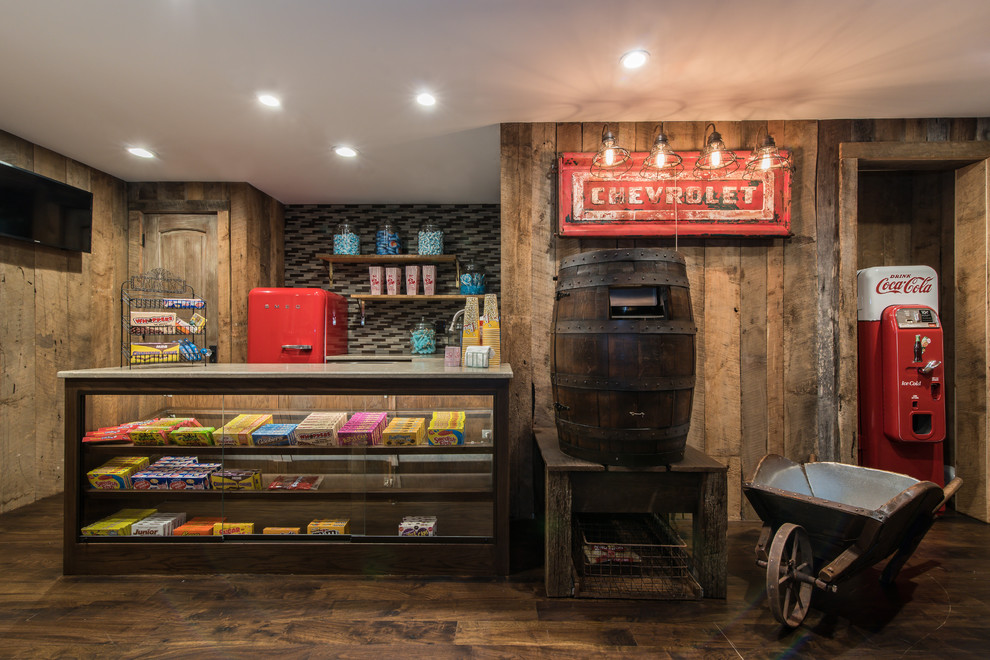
[60,362,511,576]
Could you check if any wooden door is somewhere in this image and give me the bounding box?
[953,158,990,522]
[140,214,220,354]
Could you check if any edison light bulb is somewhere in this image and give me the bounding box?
[711,149,721,168]
[655,152,666,168]
[761,153,772,170]
[604,148,615,166]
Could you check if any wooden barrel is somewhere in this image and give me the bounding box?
[551,248,696,466]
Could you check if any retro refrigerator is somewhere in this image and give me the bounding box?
[247,288,348,363]
[857,266,944,485]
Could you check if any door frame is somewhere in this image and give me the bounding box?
[127,202,232,363]
[837,141,990,519]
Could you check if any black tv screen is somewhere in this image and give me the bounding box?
[0,159,93,253]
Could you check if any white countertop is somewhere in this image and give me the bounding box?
[58,360,513,380]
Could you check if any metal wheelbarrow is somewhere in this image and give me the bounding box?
[742,454,962,627]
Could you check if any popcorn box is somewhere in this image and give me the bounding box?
[337,412,387,447]
[428,411,466,446]
[383,417,426,446]
[169,426,216,446]
[294,412,346,446]
[307,519,351,535]
[399,515,437,537]
[213,522,255,535]
[263,527,301,535]
[251,423,298,447]
[210,469,262,491]
[214,413,273,446]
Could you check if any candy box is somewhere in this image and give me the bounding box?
[86,457,149,489]
[162,298,206,309]
[399,515,437,537]
[251,423,298,446]
[294,412,346,446]
[267,475,323,491]
[129,311,177,328]
[263,527,301,535]
[427,411,465,445]
[129,418,201,446]
[169,426,216,446]
[307,519,351,535]
[383,417,426,446]
[173,522,217,536]
[174,516,224,536]
[214,413,273,446]
[82,519,135,536]
[213,522,255,535]
[337,412,387,447]
[129,342,181,364]
[211,469,262,490]
[130,512,186,536]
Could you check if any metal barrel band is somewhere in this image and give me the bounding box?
[555,272,690,291]
[560,248,686,268]
[552,320,697,335]
[556,419,691,442]
[553,373,696,391]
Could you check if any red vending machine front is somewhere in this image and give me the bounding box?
[857,266,944,485]
[247,288,348,363]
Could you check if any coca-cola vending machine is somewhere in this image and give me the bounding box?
[857,266,945,485]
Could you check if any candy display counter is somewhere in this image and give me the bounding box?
[60,362,511,576]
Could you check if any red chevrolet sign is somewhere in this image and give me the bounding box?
[558,151,792,237]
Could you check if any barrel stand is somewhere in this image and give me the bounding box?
[534,427,728,598]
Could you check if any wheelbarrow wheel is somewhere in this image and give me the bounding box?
[766,522,814,627]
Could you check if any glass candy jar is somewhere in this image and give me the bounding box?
[459,262,486,295]
[410,318,436,355]
[375,221,401,255]
[417,222,443,255]
[333,221,360,255]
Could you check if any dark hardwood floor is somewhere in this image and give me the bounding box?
[1,495,989,658]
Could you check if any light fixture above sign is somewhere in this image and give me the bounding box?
[591,124,632,177]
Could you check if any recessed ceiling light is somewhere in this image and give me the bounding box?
[620,50,650,69]
[416,92,436,107]
[257,93,281,107]
[127,147,156,159]
[334,146,358,158]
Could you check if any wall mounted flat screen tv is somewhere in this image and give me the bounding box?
[0,159,93,253]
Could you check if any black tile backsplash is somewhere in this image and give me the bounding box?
[284,204,500,355]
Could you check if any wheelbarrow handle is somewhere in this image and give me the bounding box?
[936,476,963,513]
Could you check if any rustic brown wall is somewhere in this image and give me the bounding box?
[0,129,129,513]
[0,133,285,514]
[501,118,990,520]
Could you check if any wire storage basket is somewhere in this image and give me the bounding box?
[572,513,702,600]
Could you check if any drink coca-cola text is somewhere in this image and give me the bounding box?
[874,275,934,295]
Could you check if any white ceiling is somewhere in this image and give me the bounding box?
[2,0,989,205]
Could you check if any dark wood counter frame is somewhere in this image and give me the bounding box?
[60,364,512,576]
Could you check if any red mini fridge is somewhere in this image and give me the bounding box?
[247,288,348,363]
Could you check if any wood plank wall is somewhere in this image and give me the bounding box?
[0,130,129,513]
[501,118,990,520]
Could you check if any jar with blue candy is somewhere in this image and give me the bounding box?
[459,262,486,295]
[410,319,436,354]
[417,222,443,255]
[375,221,401,255]
[333,221,360,255]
